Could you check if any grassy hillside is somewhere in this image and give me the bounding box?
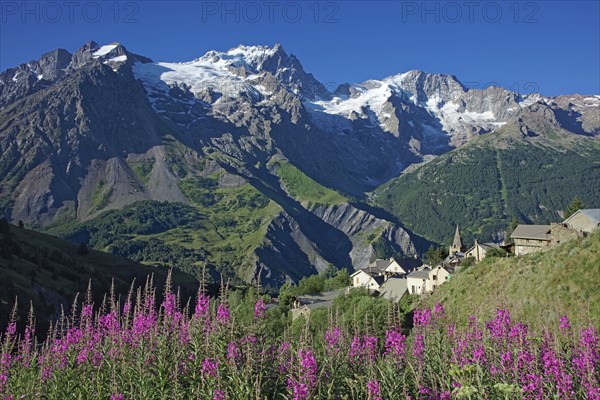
[274,159,348,206]
[423,231,600,331]
[46,180,282,284]
[46,158,351,285]
[374,137,600,245]
[0,220,197,334]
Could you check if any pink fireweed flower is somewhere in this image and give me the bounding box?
[122,301,131,317]
[522,373,543,399]
[434,302,445,318]
[447,323,456,339]
[298,349,317,386]
[325,326,342,354]
[132,313,156,339]
[559,315,571,332]
[573,327,600,399]
[413,308,432,327]
[487,309,512,340]
[202,358,219,378]
[363,335,378,363]
[227,341,240,364]
[76,349,88,365]
[6,322,16,336]
[242,334,257,345]
[500,350,514,374]
[288,349,317,400]
[213,389,225,400]
[91,351,103,367]
[509,322,529,348]
[350,336,362,362]
[0,353,9,393]
[367,380,382,400]
[472,346,486,365]
[111,394,124,400]
[162,293,176,318]
[287,379,309,400]
[254,298,266,320]
[216,304,230,325]
[385,329,407,359]
[412,334,425,360]
[81,304,93,320]
[277,341,292,373]
[99,311,119,335]
[195,294,210,319]
[542,345,574,398]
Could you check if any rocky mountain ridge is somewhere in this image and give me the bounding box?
[1,41,598,286]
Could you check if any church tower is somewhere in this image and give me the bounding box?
[449,225,464,255]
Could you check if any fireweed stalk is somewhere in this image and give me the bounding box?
[1,277,598,399]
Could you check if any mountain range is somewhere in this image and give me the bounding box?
[1,41,598,287]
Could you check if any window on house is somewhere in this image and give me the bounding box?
[432,275,437,280]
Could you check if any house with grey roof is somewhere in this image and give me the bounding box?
[351,267,384,288]
[290,300,333,320]
[406,268,431,295]
[563,209,600,234]
[378,277,408,301]
[369,257,422,277]
[465,240,502,262]
[510,224,552,256]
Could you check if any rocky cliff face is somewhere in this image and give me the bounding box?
[1,41,597,286]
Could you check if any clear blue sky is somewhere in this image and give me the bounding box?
[1,1,598,96]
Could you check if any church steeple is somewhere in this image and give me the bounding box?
[450,225,464,254]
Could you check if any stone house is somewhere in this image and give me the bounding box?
[549,222,584,246]
[290,300,333,321]
[511,212,594,256]
[290,304,312,320]
[563,209,600,234]
[511,224,552,256]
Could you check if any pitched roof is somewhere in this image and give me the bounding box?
[379,278,408,301]
[510,224,552,241]
[467,242,500,253]
[407,269,431,279]
[351,267,382,278]
[392,257,423,272]
[305,300,333,310]
[442,264,457,274]
[563,209,600,225]
[375,259,393,270]
[480,242,500,249]
[371,275,386,286]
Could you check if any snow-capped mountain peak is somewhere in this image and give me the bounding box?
[197,44,283,72]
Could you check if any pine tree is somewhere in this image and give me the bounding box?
[564,196,585,219]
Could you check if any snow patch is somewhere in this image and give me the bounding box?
[108,55,127,63]
[93,44,118,58]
